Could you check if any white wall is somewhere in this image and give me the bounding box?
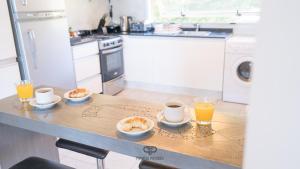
[65,0,108,30]
[111,0,150,23]
[244,0,300,169]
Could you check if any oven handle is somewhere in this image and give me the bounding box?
[102,46,123,54]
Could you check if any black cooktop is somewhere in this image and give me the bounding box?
[70,29,120,46]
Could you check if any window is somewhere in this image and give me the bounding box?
[150,0,260,23]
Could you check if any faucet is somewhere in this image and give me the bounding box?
[195,24,200,32]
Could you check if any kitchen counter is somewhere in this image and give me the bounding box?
[0,88,245,169]
[119,31,232,39]
[70,29,232,46]
[70,36,99,46]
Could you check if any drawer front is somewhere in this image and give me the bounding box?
[77,74,102,94]
[0,63,21,99]
[72,41,99,59]
[74,55,100,81]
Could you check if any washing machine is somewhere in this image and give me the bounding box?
[223,36,256,104]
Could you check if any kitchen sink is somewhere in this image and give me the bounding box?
[179,31,212,37]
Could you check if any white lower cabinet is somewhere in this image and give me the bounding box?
[74,54,100,82]
[0,63,21,99]
[122,36,225,91]
[77,74,102,94]
[72,41,99,59]
[72,42,102,94]
[123,36,153,83]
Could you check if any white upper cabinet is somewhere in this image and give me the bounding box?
[10,0,65,12]
[0,0,17,61]
[122,36,225,92]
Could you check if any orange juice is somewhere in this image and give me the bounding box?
[195,102,215,124]
[17,83,33,100]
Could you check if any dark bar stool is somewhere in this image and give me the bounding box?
[56,139,109,169]
[139,160,178,169]
[9,157,74,169]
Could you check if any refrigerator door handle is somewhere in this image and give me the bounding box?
[27,30,38,69]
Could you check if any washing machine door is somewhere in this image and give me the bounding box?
[233,57,253,86]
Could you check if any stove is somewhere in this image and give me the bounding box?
[93,35,122,50]
[95,35,125,95]
[71,32,125,95]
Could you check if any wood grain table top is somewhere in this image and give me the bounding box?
[0,88,245,169]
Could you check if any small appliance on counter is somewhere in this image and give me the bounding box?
[106,24,121,33]
[130,21,154,32]
[120,16,133,32]
[97,13,121,34]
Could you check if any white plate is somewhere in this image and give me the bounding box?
[117,116,154,136]
[156,108,192,127]
[29,95,61,109]
[63,89,92,102]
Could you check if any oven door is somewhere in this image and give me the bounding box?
[100,46,124,82]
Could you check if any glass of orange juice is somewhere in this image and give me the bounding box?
[194,97,216,125]
[16,80,33,102]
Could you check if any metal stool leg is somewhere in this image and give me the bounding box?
[96,159,105,169]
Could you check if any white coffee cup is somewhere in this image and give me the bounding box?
[35,88,54,105]
[163,102,185,122]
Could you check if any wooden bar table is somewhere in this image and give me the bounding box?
[0,88,245,169]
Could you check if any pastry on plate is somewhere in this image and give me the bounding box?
[122,117,149,132]
[68,88,88,98]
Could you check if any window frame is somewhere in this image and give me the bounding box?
[149,0,260,24]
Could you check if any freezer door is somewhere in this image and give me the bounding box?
[17,17,76,89]
[9,0,65,12]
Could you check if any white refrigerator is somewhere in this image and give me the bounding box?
[7,0,76,89]
[0,0,20,99]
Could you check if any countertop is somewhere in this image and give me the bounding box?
[70,35,100,46]
[70,29,232,46]
[0,88,245,169]
[118,31,231,39]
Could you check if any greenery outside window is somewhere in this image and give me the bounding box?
[150,0,260,23]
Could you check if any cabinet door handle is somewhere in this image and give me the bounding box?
[28,30,38,69]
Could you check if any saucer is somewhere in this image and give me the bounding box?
[29,95,61,109]
[117,116,154,136]
[63,89,92,102]
[156,108,192,127]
